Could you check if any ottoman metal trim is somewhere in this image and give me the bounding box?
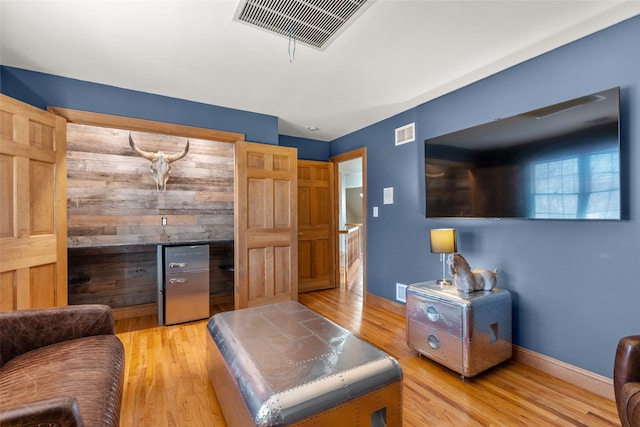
[206,301,402,426]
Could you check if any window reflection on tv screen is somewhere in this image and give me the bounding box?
[425,87,621,220]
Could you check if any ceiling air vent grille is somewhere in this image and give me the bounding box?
[234,0,373,50]
[395,123,415,146]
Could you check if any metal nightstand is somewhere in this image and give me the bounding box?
[406,281,512,377]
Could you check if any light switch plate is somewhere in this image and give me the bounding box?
[383,187,393,204]
[373,206,379,217]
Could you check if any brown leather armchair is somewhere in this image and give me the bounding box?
[0,304,125,427]
[615,335,640,427]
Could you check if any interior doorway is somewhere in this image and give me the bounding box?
[332,148,366,299]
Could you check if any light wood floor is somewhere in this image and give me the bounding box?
[115,287,620,426]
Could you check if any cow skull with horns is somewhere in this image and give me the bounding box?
[129,133,189,192]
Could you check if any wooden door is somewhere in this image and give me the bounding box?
[234,141,298,309]
[297,160,336,292]
[0,95,67,310]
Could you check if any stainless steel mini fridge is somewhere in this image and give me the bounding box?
[157,244,210,325]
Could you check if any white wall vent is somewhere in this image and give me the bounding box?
[395,123,415,146]
[396,283,408,303]
[233,0,375,51]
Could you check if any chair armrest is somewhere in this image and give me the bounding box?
[0,395,84,427]
[0,304,115,366]
[614,335,640,427]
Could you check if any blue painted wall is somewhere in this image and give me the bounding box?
[0,66,279,145]
[2,16,638,378]
[279,134,330,161]
[330,15,640,378]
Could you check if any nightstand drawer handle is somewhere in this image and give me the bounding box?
[427,334,440,349]
[425,305,440,322]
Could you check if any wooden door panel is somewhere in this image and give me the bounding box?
[299,187,311,225]
[30,264,56,308]
[274,180,292,227]
[0,271,15,310]
[0,154,14,238]
[299,240,311,280]
[0,235,57,272]
[316,187,330,223]
[247,248,268,300]
[274,246,291,294]
[297,160,336,293]
[0,94,67,310]
[247,178,268,228]
[30,160,55,235]
[235,141,297,309]
[298,238,331,290]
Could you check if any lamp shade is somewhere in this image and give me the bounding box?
[430,228,457,253]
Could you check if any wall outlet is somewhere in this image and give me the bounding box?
[162,217,167,226]
[396,283,407,303]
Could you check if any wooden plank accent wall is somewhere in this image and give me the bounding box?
[47,108,246,311]
[66,124,235,247]
[68,241,233,308]
[68,244,157,307]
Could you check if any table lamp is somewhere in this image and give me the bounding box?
[430,228,457,286]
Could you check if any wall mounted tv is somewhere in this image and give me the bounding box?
[425,87,621,220]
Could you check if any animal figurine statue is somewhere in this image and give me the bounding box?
[129,133,189,192]
[447,253,497,293]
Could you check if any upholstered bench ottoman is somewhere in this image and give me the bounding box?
[206,301,402,427]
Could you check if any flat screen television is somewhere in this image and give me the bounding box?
[425,87,621,220]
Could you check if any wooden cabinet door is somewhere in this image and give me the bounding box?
[0,95,67,310]
[234,141,298,309]
[297,160,336,292]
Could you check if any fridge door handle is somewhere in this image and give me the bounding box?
[169,262,187,269]
[169,278,187,285]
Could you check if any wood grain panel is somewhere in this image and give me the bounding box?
[274,246,291,295]
[0,271,15,310]
[298,240,311,279]
[0,139,58,163]
[0,154,13,238]
[343,226,361,286]
[49,107,245,144]
[66,124,235,248]
[54,114,68,306]
[0,232,57,271]
[29,120,55,151]
[247,179,267,228]
[15,268,30,309]
[298,186,311,225]
[68,241,234,308]
[30,160,55,235]
[68,245,157,308]
[247,247,267,300]
[0,111,13,140]
[29,263,55,308]
[273,179,291,228]
[15,156,30,239]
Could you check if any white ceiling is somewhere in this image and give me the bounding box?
[1,1,639,142]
